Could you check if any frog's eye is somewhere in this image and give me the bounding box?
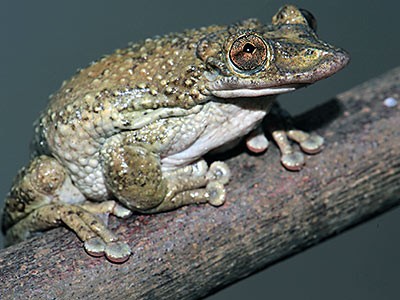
[299,8,317,32]
[229,34,268,73]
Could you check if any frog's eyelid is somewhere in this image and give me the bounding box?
[271,4,317,32]
[299,8,318,32]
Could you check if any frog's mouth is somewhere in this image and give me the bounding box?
[210,84,304,98]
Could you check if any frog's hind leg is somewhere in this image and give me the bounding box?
[5,202,132,262]
[2,155,132,263]
[101,134,231,215]
[145,161,231,213]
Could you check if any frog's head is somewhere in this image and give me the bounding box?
[197,5,349,98]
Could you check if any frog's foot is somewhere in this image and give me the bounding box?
[84,237,131,263]
[77,200,132,262]
[2,155,131,263]
[167,161,230,205]
[262,103,324,171]
[286,130,324,154]
[145,179,227,213]
[76,202,132,263]
[142,161,231,213]
[5,202,131,263]
[272,129,324,171]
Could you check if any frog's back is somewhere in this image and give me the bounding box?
[46,26,224,112]
[32,26,226,156]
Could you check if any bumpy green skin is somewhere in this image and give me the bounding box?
[2,5,349,263]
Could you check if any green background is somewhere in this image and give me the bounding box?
[1,1,399,299]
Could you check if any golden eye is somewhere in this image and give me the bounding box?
[229,34,268,73]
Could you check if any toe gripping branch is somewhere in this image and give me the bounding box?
[261,103,324,170]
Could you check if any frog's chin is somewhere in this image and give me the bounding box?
[210,85,300,98]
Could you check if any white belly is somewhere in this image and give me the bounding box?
[161,97,275,169]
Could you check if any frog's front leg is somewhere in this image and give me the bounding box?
[251,103,324,171]
[2,155,132,263]
[101,135,231,215]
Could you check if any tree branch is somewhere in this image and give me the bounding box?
[1,67,400,299]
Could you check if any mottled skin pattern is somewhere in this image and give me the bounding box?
[2,5,349,263]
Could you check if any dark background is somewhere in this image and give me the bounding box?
[1,1,399,299]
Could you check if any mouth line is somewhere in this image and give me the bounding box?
[210,83,307,98]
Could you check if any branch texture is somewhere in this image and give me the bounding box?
[1,67,400,299]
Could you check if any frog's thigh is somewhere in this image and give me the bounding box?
[101,138,168,211]
[3,155,69,242]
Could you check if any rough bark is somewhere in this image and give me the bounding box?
[1,67,399,300]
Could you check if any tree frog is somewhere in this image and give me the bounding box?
[2,5,349,263]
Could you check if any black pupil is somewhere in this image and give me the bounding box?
[243,43,256,54]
